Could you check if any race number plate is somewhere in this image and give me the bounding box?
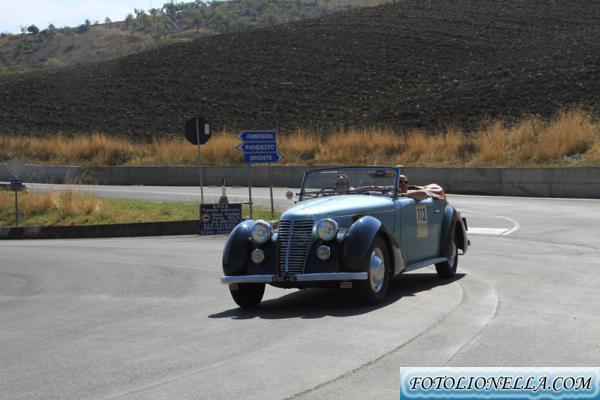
[416,205,429,239]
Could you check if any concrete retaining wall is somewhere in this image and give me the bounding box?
[90,165,600,199]
[90,165,314,187]
[2,163,600,198]
[401,167,600,199]
[0,165,82,184]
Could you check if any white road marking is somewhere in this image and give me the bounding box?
[500,216,521,236]
[468,228,508,236]
[462,209,521,236]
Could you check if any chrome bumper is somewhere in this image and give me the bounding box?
[220,272,368,284]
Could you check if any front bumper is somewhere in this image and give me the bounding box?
[220,272,368,284]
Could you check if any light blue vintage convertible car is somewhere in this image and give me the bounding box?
[221,166,468,307]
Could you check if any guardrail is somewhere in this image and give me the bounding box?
[2,164,600,199]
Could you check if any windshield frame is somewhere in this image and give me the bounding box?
[299,166,401,201]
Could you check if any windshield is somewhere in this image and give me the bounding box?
[300,167,399,200]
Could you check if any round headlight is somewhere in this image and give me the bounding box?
[317,218,338,241]
[251,220,272,244]
[251,248,265,264]
[316,245,331,261]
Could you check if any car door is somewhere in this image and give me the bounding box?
[395,197,443,263]
[425,197,445,257]
[395,197,423,263]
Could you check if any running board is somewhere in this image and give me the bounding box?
[404,257,448,272]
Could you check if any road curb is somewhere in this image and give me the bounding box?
[0,220,199,240]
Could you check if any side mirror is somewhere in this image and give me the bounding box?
[285,190,294,200]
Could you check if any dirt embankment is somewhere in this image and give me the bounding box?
[1,0,599,138]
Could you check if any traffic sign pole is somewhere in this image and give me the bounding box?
[195,119,205,205]
[184,117,210,226]
[6,158,26,227]
[268,163,274,219]
[248,164,253,219]
[14,189,19,227]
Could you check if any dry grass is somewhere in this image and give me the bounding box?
[0,188,279,227]
[0,188,100,225]
[474,109,599,165]
[317,127,402,165]
[1,108,599,167]
[278,129,320,163]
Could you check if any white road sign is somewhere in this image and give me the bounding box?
[6,157,26,179]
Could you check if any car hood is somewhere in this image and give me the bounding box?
[281,195,394,226]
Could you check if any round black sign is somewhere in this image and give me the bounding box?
[184,117,211,145]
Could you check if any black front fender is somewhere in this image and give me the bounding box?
[342,216,401,274]
[222,220,255,276]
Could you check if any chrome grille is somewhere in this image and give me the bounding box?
[278,220,314,275]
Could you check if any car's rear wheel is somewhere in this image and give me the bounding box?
[356,235,390,305]
[435,239,458,279]
[230,283,265,308]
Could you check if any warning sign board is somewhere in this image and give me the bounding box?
[199,203,242,235]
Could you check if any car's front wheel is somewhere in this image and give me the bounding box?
[356,235,390,305]
[230,283,265,308]
[435,239,458,279]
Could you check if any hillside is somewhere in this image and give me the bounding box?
[0,0,599,137]
[0,0,385,75]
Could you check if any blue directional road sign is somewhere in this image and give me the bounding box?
[243,153,282,163]
[237,142,277,153]
[238,131,281,164]
[239,131,276,142]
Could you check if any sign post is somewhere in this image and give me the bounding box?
[268,164,274,218]
[184,117,211,221]
[237,131,282,219]
[14,180,19,226]
[247,164,253,219]
[6,157,26,227]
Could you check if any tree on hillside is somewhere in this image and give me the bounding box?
[124,13,135,30]
[38,24,57,40]
[163,3,179,38]
[105,17,112,30]
[77,19,92,33]
[27,25,40,35]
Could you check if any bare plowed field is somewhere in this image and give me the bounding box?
[1,0,599,137]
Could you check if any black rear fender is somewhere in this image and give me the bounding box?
[440,207,469,258]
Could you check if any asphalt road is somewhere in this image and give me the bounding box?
[1,190,600,399]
